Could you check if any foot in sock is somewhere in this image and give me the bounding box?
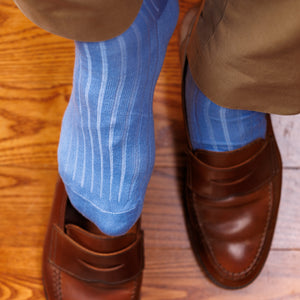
[185,65,267,152]
[57,0,179,236]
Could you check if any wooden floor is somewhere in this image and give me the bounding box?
[1,1,300,299]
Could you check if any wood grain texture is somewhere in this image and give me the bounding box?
[0,0,299,299]
[272,114,300,168]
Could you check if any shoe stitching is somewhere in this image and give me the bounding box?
[131,278,138,300]
[52,266,62,300]
[194,180,273,280]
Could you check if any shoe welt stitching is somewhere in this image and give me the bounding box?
[195,181,273,280]
[131,278,138,300]
[52,266,62,300]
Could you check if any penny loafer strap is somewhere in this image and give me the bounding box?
[186,137,279,200]
[48,224,144,284]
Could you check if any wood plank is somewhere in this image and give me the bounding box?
[273,169,300,249]
[272,114,300,168]
[0,248,45,300]
[0,1,74,88]
[0,167,56,248]
[0,3,69,169]
[153,19,185,168]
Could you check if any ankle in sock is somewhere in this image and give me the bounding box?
[57,0,179,236]
[185,65,267,152]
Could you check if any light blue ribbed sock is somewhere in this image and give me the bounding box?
[58,0,179,236]
[185,66,267,152]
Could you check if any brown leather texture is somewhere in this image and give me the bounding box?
[13,0,142,41]
[43,178,144,299]
[187,0,300,115]
[182,61,283,288]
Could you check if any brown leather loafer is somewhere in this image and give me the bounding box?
[182,60,282,288]
[42,178,144,299]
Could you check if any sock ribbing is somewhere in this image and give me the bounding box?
[185,66,267,152]
[57,0,179,236]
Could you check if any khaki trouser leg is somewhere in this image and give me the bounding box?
[14,0,300,114]
[187,0,300,115]
[13,0,142,41]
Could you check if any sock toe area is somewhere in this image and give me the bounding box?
[65,184,144,236]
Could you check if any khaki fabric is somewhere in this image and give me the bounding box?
[13,0,142,41]
[187,0,300,115]
[14,0,300,114]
